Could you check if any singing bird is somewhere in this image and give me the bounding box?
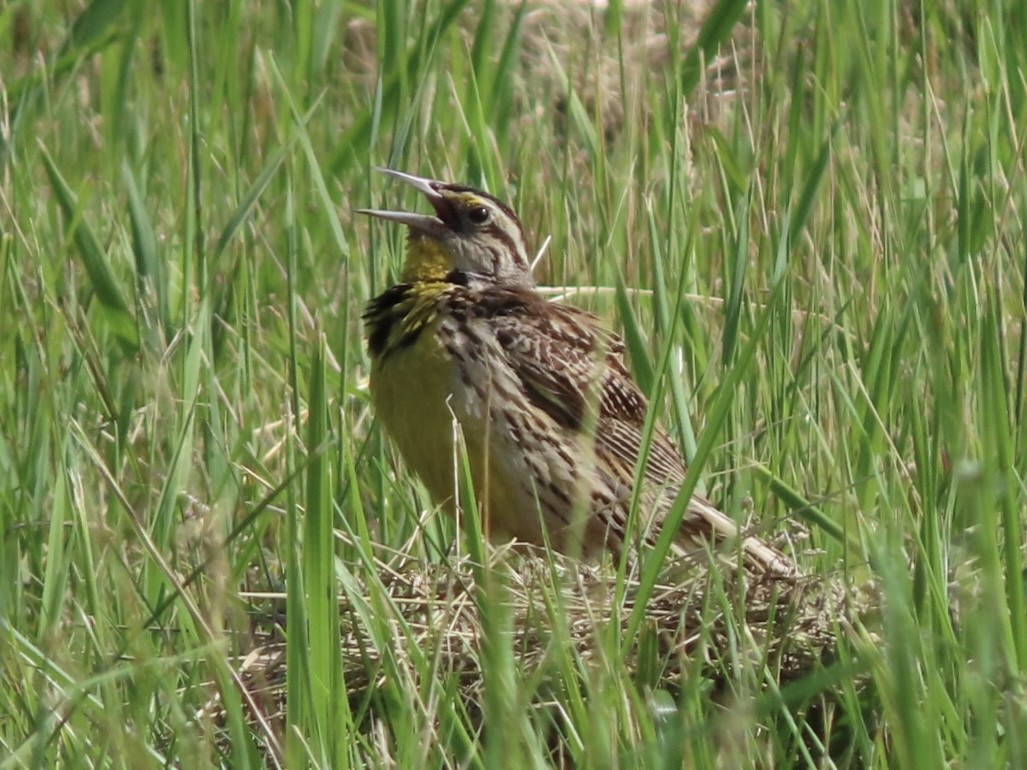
[362,169,795,577]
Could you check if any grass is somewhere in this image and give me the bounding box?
[2,0,1027,766]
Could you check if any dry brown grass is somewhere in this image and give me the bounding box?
[209,544,867,752]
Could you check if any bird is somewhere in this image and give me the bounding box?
[361,169,796,578]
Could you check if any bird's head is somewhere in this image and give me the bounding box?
[360,169,533,286]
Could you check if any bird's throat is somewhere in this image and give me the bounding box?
[401,232,451,283]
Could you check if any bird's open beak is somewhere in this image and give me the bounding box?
[358,168,449,234]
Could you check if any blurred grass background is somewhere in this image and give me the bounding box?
[2,0,1026,767]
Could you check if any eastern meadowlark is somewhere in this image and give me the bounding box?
[362,169,796,577]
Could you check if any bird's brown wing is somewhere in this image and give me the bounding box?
[484,292,796,576]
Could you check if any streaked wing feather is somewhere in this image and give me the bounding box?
[486,291,796,577]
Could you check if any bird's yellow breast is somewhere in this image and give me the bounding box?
[369,316,466,508]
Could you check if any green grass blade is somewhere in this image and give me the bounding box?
[121,161,168,339]
[40,143,137,349]
[303,334,347,767]
[679,0,750,96]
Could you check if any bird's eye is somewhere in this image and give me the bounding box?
[467,206,490,225]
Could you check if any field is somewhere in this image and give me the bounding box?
[2,0,1027,767]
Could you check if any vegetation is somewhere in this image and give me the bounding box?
[2,0,1026,766]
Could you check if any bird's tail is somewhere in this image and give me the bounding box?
[669,494,799,579]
